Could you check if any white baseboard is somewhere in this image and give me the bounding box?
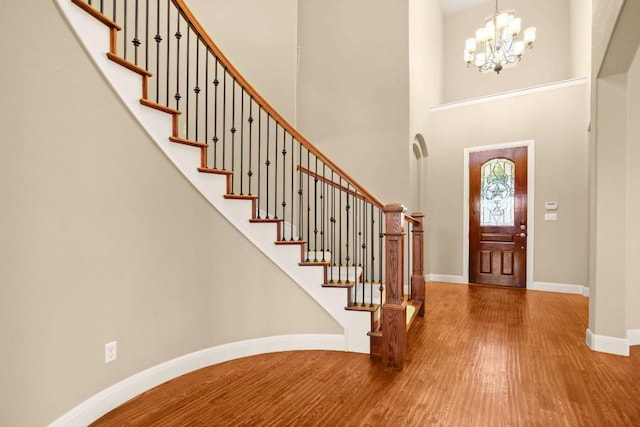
[48,334,344,427]
[627,329,640,346]
[530,281,589,296]
[427,274,466,284]
[585,329,630,356]
[427,277,590,298]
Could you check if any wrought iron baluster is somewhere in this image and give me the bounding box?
[338,178,343,284]
[144,0,149,70]
[194,35,201,142]
[407,222,412,300]
[321,164,326,261]
[345,183,351,284]
[204,48,209,158]
[256,107,262,217]
[362,201,369,306]
[274,123,278,219]
[329,170,336,282]
[174,14,182,111]
[248,97,253,195]
[290,135,295,240]
[230,79,237,192]
[265,117,270,217]
[154,0,161,103]
[281,129,287,238]
[123,0,128,59]
[165,0,170,106]
[212,59,219,168]
[359,197,366,306]
[185,27,190,139]
[370,204,376,307]
[222,70,226,169]
[305,151,311,260]
[313,157,318,258]
[240,89,245,195]
[379,209,384,313]
[132,0,140,65]
[298,146,303,242]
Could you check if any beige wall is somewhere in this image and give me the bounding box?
[443,0,572,103]
[591,0,625,79]
[409,0,443,214]
[589,0,640,342]
[0,2,339,425]
[626,46,640,331]
[296,0,411,205]
[570,0,592,79]
[428,83,589,286]
[186,0,298,124]
[593,73,629,338]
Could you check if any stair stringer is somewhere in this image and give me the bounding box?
[56,0,371,354]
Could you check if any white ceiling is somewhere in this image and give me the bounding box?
[440,0,492,16]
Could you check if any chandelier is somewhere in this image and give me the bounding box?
[463,0,536,74]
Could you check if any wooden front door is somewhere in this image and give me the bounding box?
[469,147,527,288]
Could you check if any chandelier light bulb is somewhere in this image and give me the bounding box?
[524,27,537,45]
[475,27,487,42]
[485,21,495,41]
[509,18,522,36]
[496,12,509,30]
[463,0,536,74]
[465,38,477,52]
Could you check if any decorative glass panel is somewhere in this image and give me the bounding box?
[480,158,515,226]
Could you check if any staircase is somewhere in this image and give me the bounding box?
[58,0,425,368]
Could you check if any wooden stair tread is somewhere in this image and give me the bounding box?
[71,0,121,30]
[140,99,180,115]
[275,240,305,245]
[106,52,152,77]
[299,260,330,266]
[406,299,424,330]
[198,167,233,175]
[322,282,355,289]
[224,194,258,200]
[169,136,207,148]
[249,218,282,223]
[346,303,379,313]
[367,328,382,338]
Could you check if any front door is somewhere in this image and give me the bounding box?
[469,147,527,288]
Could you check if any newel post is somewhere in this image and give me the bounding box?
[382,203,406,370]
[410,212,426,316]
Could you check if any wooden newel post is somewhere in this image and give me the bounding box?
[382,203,406,370]
[410,212,426,316]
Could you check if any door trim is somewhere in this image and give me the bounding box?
[463,140,535,288]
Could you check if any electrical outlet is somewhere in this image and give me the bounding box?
[105,341,117,364]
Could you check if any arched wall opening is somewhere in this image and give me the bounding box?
[411,133,429,277]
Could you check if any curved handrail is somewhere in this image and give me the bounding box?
[171,0,384,210]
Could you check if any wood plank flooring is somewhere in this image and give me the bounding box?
[92,282,640,426]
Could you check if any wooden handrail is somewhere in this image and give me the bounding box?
[297,165,382,208]
[404,214,419,225]
[171,0,384,210]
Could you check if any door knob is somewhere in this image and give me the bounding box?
[518,232,527,237]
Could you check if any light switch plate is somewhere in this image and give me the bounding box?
[545,213,558,221]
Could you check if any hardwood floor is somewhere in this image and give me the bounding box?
[92,282,640,426]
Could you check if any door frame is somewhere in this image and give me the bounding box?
[462,140,535,288]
